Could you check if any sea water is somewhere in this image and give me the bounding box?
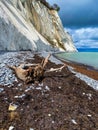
[55,48,98,70]
[77,48,98,52]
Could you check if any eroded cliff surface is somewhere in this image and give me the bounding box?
[0,0,77,51]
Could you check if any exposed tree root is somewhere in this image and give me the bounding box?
[7,54,66,83]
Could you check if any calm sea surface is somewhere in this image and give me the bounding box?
[77,48,98,52]
[55,48,98,70]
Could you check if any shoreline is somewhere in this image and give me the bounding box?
[52,54,98,90]
[54,54,98,81]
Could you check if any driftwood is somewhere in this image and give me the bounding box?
[8,54,66,83]
[46,64,66,73]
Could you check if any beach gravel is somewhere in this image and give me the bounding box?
[0,51,98,130]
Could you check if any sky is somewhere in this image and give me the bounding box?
[47,0,98,49]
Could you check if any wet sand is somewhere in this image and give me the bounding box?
[54,54,98,81]
[63,60,98,81]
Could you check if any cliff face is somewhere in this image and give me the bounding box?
[0,0,77,51]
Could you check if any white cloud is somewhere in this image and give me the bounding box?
[65,27,98,48]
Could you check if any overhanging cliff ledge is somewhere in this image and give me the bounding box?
[0,0,77,51]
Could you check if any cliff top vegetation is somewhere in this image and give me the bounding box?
[37,0,60,11]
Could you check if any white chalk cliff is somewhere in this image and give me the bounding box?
[0,0,77,51]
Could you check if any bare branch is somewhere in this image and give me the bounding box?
[42,54,51,68]
[45,64,66,73]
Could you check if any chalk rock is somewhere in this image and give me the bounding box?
[0,0,77,52]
